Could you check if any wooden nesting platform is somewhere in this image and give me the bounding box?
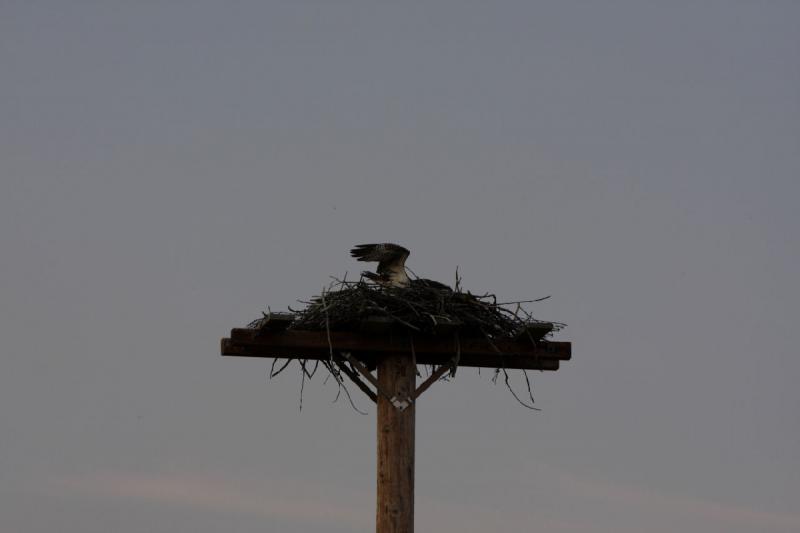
[221,314,570,371]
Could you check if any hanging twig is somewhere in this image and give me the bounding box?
[269,358,292,378]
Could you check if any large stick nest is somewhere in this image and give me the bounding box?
[248,276,565,411]
[257,278,563,339]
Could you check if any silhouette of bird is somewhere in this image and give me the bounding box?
[350,243,450,290]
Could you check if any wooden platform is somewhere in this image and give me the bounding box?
[221,327,570,371]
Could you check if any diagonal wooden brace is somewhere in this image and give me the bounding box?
[341,352,412,411]
[331,355,378,403]
[412,364,451,400]
[340,351,454,409]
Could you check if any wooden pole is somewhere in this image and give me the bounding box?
[376,352,416,533]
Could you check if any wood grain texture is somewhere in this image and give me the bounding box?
[377,353,416,533]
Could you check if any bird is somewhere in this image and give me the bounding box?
[350,243,450,290]
[350,243,411,287]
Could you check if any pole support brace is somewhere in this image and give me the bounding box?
[339,352,453,411]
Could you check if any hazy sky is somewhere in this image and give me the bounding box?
[2,2,799,532]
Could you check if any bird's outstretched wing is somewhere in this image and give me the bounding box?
[350,243,410,274]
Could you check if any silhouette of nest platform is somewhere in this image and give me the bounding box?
[224,279,567,369]
[221,279,570,409]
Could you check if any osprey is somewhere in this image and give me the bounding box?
[350,243,450,290]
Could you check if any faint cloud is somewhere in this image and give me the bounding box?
[555,469,800,531]
[46,468,800,533]
[51,471,371,529]
[417,498,597,533]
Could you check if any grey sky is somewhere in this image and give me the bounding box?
[2,1,798,532]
